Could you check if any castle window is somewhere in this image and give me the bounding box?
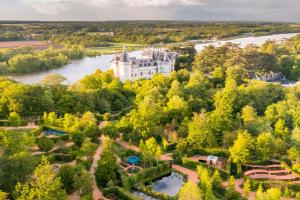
[140,72,143,76]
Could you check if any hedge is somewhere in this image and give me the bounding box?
[129,162,171,184]
[135,183,176,200]
[102,187,142,200]
[47,153,75,163]
[182,158,229,179]
[31,126,45,136]
[130,162,176,200]
[186,148,230,157]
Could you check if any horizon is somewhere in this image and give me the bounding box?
[1,0,300,22]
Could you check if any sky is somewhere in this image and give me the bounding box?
[0,0,300,22]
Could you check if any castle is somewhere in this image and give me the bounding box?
[110,48,176,81]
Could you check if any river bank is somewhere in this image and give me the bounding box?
[5,32,300,84]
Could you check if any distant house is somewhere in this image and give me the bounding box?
[253,72,285,82]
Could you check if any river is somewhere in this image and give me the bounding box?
[6,33,299,84]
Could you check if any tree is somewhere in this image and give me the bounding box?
[101,122,118,139]
[0,190,8,200]
[37,136,54,153]
[243,178,251,198]
[256,132,275,161]
[71,131,86,147]
[95,141,117,187]
[167,80,183,99]
[178,181,202,200]
[212,170,222,189]
[188,112,216,148]
[73,169,93,197]
[14,157,67,200]
[41,74,67,86]
[8,112,21,127]
[274,118,289,139]
[165,95,188,122]
[58,165,75,194]
[229,130,254,174]
[80,138,97,158]
[225,176,240,200]
[197,166,216,200]
[256,186,281,200]
[140,137,161,167]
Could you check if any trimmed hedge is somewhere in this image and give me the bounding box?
[130,162,176,200]
[186,148,230,157]
[135,183,176,200]
[47,153,75,163]
[129,162,171,184]
[31,126,45,136]
[182,158,229,179]
[102,187,142,200]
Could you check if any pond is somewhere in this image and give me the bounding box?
[45,128,66,136]
[6,33,299,84]
[151,172,185,196]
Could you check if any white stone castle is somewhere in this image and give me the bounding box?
[110,47,176,81]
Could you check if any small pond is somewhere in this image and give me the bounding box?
[127,156,140,165]
[151,172,185,196]
[45,129,66,136]
[127,166,141,174]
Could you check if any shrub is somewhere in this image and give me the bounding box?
[37,136,54,152]
[186,148,230,157]
[58,165,75,193]
[182,158,229,179]
[102,187,141,200]
[31,126,45,137]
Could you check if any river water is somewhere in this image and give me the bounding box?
[6,33,299,84]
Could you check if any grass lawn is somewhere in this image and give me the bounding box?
[89,42,146,54]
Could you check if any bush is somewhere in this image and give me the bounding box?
[37,136,54,152]
[58,165,75,193]
[102,187,141,200]
[186,148,230,157]
[129,162,171,184]
[31,126,45,137]
[135,184,175,200]
[48,153,76,162]
[182,158,229,179]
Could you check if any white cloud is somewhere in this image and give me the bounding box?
[22,0,81,15]
[21,0,205,15]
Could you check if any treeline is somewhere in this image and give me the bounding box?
[0,46,97,74]
[0,70,134,118]
[191,35,300,81]
[1,21,300,46]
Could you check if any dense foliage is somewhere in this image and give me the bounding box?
[0,46,97,74]
[1,21,300,46]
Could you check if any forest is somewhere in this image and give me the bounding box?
[0,46,98,74]
[1,21,300,46]
[1,33,300,200]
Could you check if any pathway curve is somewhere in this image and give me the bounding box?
[90,135,109,200]
[0,124,39,131]
[222,178,256,200]
[116,138,199,183]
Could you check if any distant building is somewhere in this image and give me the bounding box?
[253,72,285,82]
[110,47,176,81]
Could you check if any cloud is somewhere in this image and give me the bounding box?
[13,0,300,22]
[22,0,206,15]
[22,0,81,15]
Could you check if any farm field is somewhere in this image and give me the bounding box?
[0,40,63,49]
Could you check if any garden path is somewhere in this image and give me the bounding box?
[0,123,38,131]
[222,178,256,200]
[90,135,109,200]
[116,138,199,183]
